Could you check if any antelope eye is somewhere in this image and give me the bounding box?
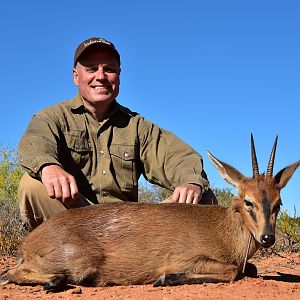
[244,199,254,208]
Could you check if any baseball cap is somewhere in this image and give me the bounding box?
[74,37,120,67]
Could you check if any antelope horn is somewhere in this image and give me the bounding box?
[251,133,259,177]
[266,135,278,177]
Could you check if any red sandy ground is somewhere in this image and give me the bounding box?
[0,252,299,300]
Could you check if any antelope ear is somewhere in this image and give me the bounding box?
[274,160,300,189]
[207,151,246,188]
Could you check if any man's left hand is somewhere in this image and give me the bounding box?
[168,183,202,204]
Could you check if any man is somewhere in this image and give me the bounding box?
[18,37,217,230]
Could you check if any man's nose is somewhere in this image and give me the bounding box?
[95,67,106,80]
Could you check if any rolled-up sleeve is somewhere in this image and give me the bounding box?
[18,112,62,178]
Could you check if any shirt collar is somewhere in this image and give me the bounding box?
[68,93,135,117]
[68,93,85,111]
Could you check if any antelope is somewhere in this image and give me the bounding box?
[1,135,299,292]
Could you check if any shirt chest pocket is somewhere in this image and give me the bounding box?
[64,133,92,169]
[110,144,138,191]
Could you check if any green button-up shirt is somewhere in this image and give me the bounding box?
[18,94,209,203]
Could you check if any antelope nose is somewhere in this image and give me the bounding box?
[260,234,275,248]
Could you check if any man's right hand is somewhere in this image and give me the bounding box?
[41,165,78,203]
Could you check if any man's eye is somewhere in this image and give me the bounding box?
[104,67,117,73]
[86,67,98,72]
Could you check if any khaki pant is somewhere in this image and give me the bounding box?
[18,173,218,231]
[19,173,74,230]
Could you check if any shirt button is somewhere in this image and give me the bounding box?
[102,191,110,196]
[102,170,106,175]
[100,150,104,155]
[124,152,129,158]
[21,158,24,162]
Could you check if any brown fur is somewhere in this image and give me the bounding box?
[1,147,299,289]
[7,203,253,286]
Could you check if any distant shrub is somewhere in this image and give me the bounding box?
[212,187,234,207]
[276,208,300,252]
[0,147,24,255]
[138,183,172,203]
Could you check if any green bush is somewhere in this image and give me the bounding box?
[276,208,300,252]
[138,183,172,203]
[0,147,24,255]
[212,187,234,207]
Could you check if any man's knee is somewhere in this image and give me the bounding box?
[19,172,46,199]
[18,173,66,230]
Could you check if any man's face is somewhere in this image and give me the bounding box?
[73,46,120,106]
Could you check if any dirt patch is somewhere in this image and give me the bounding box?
[0,252,299,300]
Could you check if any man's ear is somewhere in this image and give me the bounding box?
[73,67,79,87]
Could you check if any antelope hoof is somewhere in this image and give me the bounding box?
[44,281,61,293]
[43,277,66,293]
[153,273,186,286]
[243,262,258,278]
[153,274,166,287]
[0,272,9,285]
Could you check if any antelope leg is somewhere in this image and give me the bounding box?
[153,272,231,286]
[153,263,239,286]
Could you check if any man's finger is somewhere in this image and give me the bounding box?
[70,179,78,201]
[61,182,72,202]
[53,184,63,201]
[186,193,194,204]
[192,194,201,204]
[45,184,55,199]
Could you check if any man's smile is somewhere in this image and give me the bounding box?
[92,85,111,92]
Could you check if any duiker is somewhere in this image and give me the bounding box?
[1,135,299,292]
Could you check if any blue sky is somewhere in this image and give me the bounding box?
[0,1,299,213]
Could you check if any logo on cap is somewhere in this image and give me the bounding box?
[74,37,120,67]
